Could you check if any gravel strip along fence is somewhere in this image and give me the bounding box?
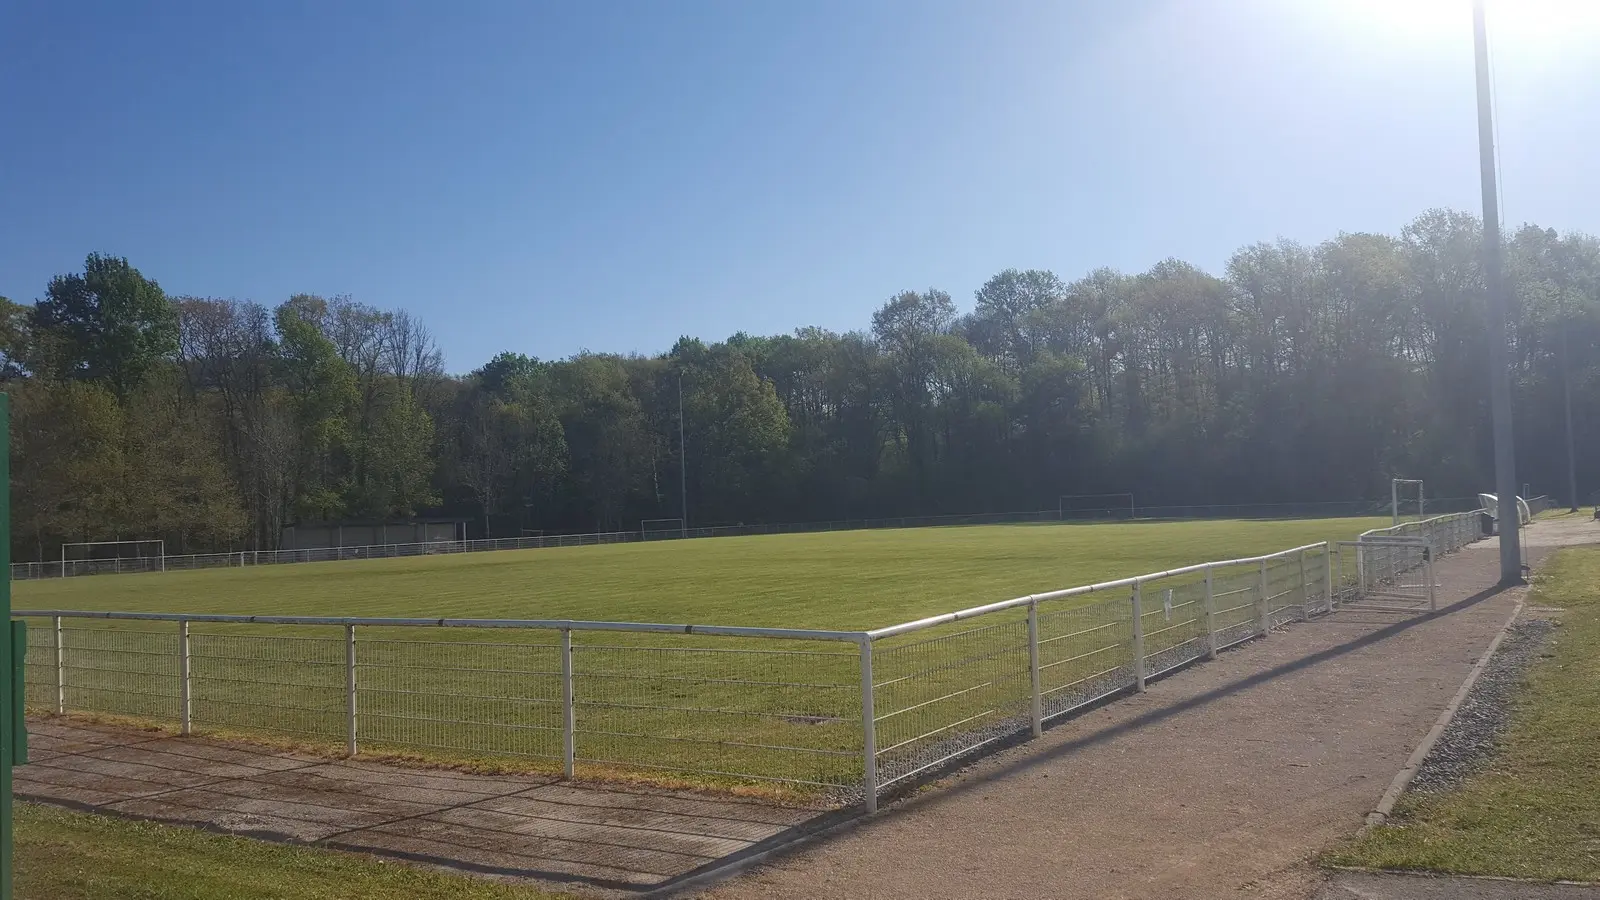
[1407,617,1556,794]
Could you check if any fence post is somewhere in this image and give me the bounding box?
[1257,560,1270,636]
[561,628,575,780]
[1325,544,1335,611]
[1027,599,1042,737]
[179,620,192,736]
[1203,566,1217,660]
[52,616,64,715]
[344,624,357,756]
[1131,583,1146,692]
[859,637,877,813]
[1426,554,1437,612]
[1298,549,1310,621]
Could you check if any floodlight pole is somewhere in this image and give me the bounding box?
[1474,0,1523,583]
[0,394,16,900]
[678,371,688,539]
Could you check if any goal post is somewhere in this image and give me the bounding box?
[1391,479,1424,526]
[60,540,166,577]
[1058,493,1135,521]
[640,518,686,540]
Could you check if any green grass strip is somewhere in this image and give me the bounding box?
[14,802,570,900]
[1326,547,1600,880]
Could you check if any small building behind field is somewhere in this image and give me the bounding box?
[280,518,468,550]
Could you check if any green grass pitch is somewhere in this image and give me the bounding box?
[17,517,1388,626]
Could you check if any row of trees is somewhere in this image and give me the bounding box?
[4,208,1597,560]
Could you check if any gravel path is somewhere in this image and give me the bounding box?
[1407,617,1555,794]
[695,519,1600,900]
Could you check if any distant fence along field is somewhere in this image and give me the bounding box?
[12,513,1490,810]
[14,497,1485,580]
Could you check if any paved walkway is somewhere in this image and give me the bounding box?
[700,520,1600,900]
[16,719,818,893]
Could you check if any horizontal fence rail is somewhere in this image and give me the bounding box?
[13,498,1489,581]
[13,510,1486,811]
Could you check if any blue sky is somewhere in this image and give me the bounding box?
[3,0,1598,371]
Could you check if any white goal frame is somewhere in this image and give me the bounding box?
[641,518,686,539]
[1058,493,1135,521]
[1391,479,1425,526]
[61,539,166,577]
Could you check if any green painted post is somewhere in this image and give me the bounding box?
[0,392,14,900]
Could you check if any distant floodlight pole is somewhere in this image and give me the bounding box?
[1563,324,1578,512]
[1474,0,1522,582]
[678,371,688,539]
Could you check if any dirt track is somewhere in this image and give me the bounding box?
[698,521,1598,900]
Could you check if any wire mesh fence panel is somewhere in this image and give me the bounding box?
[1265,556,1304,629]
[1211,566,1264,650]
[871,614,1032,789]
[1138,579,1208,677]
[1346,541,1433,610]
[21,619,57,709]
[59,624,181,721]
[573,636,861,789]
[1305,548,1332,616]
[189,628,345,740]
[357,632,564,760]
[1037,594,1136,718]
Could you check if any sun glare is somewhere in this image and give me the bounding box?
[1319,0,1600,68]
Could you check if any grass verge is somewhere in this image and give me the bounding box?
[1324,546,1600,880]
[14,802,568,900]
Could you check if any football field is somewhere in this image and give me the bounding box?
[18,517,1389,627]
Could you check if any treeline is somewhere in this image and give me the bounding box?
[4,208,1597,560]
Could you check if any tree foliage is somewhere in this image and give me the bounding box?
[8,212,1600,560]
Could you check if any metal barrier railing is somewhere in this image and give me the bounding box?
[1359,510,1485,555]
[13,515,1486,811]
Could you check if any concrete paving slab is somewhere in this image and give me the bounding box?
[15,718,820,892]
[252,765,532,807]
[101,796,353,843]
[469,791,795,845]
[82,743,310,780]
[17,753,226,802]
[433,803,752,862]
[332,817,676,887]
[103,783,408,831]
[525,784,812,828]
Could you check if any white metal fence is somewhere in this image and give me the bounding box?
[12,510,1484,811]
[11,498,1489,581]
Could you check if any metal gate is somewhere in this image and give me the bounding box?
[1338,537,1436,612]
